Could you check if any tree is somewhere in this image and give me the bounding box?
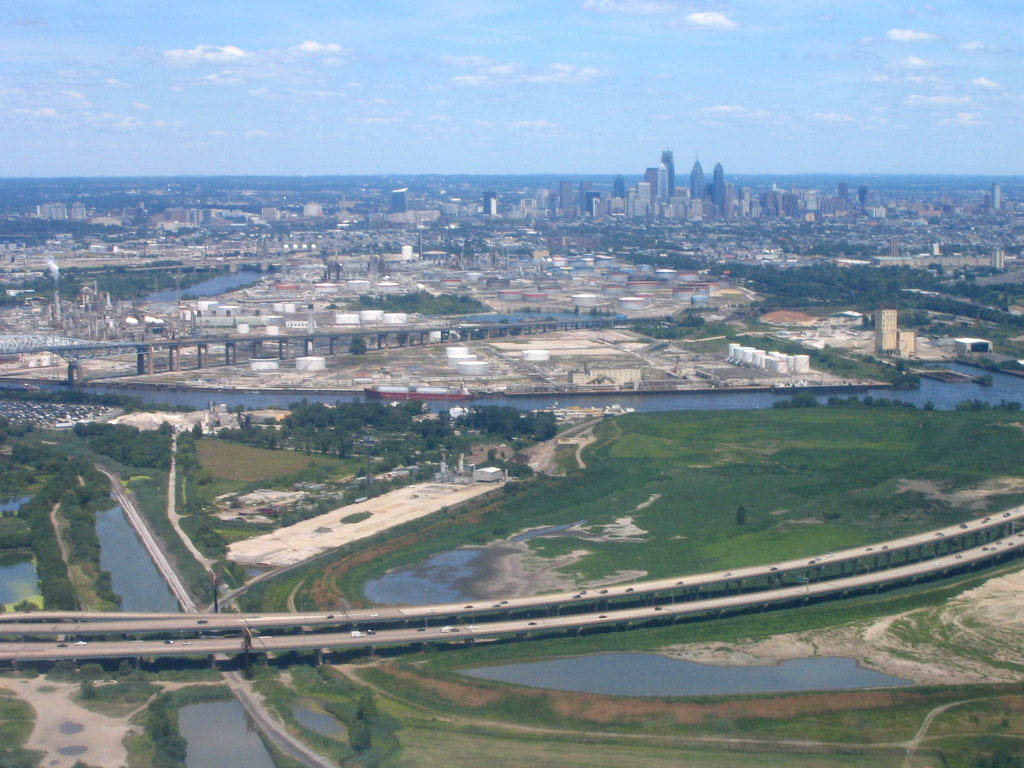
[349,336,367,355]
[191,422,203,438]
[349,717,372,752]
[79,679,96,700]
[736,505,747,526]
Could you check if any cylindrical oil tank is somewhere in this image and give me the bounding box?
[382,312,408,325]
[295,356,326,371]
[456,359,489,375]
[249,358,279,372]
[793,355,811,373]
[572,293,601,308]
[446,346,470,358]
[359,310,384,325]
[334,313,360,325]
[522,349,550,362]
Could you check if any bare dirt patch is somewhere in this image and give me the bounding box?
[895,477,1024,511]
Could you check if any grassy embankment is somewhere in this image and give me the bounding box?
[0,685,36,768]
[279,408,1024,613]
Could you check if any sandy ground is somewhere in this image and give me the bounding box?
[228,481,499,566]
[9,677,131,768]
[896,476,1024,510]
[661,564,1024,686]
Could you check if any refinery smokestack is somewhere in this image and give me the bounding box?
[47,256,61,327]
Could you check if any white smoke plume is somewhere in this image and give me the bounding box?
[46,256,59,282]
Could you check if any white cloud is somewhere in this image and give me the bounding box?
[62,91,85,100]
[684,11,737,29]
[942,112,980,126]
[580,0,678,13]
[894,56,933,69]
[245,128,270,137]
[886,29,936,42]
[13,107,58,118]
[957,41,990,52]
[163,45,249,65]
[445,59,604,87]
[905,94,970,105]
[972,77,1000,89]
[698,104,769,122]
[813,112,853,122]
[511,119,559,130]
[291,40,343,55]
[346,116,401,125]
[132,101,150,110]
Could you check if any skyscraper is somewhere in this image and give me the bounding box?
[857,185,869,207]
[483,191,497,216]
[389,188,408,213]
[689,158,704,200]
[991,183,1003,211]
[656,163,670,201]
[578,181,592,216]
[712,162,726,215]
[612,175,626,199]
[559,181,573,216]
[660,149,675,198]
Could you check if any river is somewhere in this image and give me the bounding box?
[95,505,179,612]
[0,497,37,607]
[463,654,908,697]
[144,270,262,304]
[178,700,276,768]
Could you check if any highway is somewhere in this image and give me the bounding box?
[2,530,1022,663]
[3,503,1020,638]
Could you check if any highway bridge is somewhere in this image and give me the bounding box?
[0,316,617,384]
[1,505,1021,664]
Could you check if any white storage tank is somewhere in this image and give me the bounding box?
[448,354,476,369]
[739,347,755,364]
[572,293,601,308]
[752,351,767,369]
[618,296,647,309]
[197,300,219,313]
[249,358,279,372]
[768,358,788,374]
[265,325,280,336]
[236,323,250,335]
[792,354,811,373]
[428,330,443,342]
[522,349,551,362]
[446,346,471,359]
[334,313,360,325]
[383,312,408,325]
[456,359,489,375]
[359,309,384,325]
[728,343,740,361]
[377,281,400,294]
[347,279,371,293]
[401,245,414,260]
[295,356,326,371]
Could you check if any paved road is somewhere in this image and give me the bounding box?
[5,503,1020,637]
[3,530,1021,663]
[96,466,196,612]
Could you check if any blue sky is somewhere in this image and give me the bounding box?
[1,1,1021,175]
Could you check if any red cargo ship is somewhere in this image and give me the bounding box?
[364,385,472,401]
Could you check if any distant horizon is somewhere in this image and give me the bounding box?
[2,2,1021,176]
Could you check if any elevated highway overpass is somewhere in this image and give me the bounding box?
[2,504,1020,639]
[2,529,1022,664]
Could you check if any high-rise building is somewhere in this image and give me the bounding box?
[483,190,498,216]
[578,181,592,215]
[636,181,652,206]
[857,185,869,207]
[656,163,670,201]
[303,202,323,217]
[991,183,1003,211]
[889,238,899,259]
[724,182,735,218]
[712,162,726,215]
[660,149,675,198]
[875,309,898,354]
[993,249,1006,269]
[559,181,573,216]
[389,188,408,213]
[612,175,626,199]
[837,182,849,202]
[689,158,705,200]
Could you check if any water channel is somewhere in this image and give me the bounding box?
[95,505,179,612]
[463,654,909,697]
[144,270,262,303]
[178,700,276,768]
[0,497,36,607]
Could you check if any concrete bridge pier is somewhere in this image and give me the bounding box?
[224,341,236,366]
[66,361,82,385]
[303,337,314,356]
[168,346,180,372]
[196,343,207,369]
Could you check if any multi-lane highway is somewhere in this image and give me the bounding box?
[2,519,1022,664]
[2,504,1020,639]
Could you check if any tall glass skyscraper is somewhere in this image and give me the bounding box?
[660,149,675,198]
[690,158,704,200]
[712,162,726,214]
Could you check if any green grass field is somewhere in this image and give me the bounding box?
[196,440,353,484]
[330,408,1024,599]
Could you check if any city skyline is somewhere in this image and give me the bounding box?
[1,1,1022,176]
